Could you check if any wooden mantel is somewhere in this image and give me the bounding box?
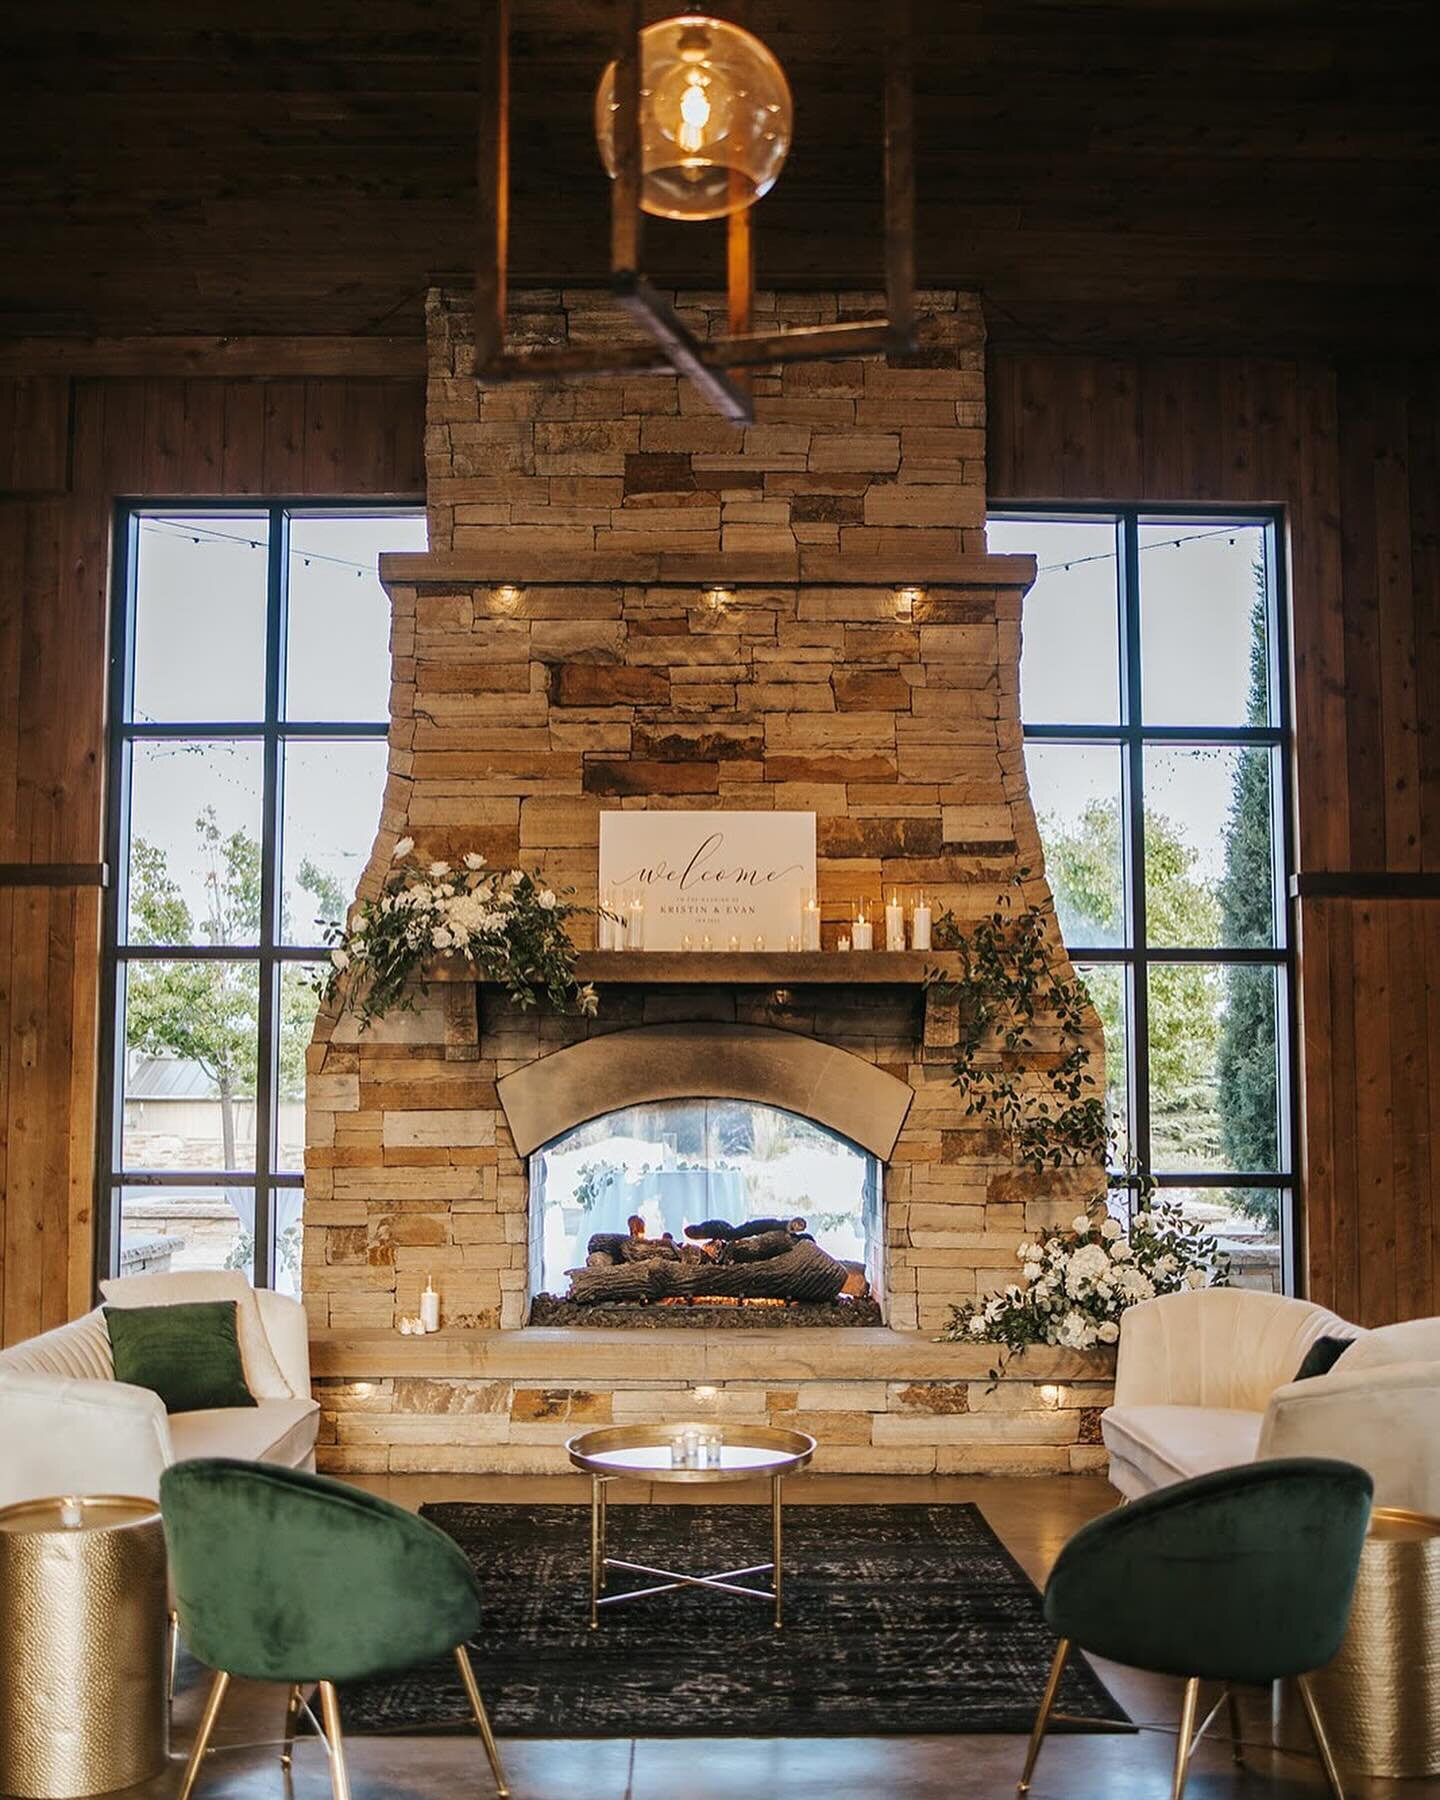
[426,950,966,986]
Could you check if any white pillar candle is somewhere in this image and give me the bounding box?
[852,911,874,951]
[912,894,932,951]
[885,892,905,951]
[802,895,821,951]
[420,1279,440,1333]
[626,896,645,950]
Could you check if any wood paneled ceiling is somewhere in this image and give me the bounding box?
[2,0,1437,353]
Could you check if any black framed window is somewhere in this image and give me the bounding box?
[98,503,426,1293]
[989,509,1297,1293]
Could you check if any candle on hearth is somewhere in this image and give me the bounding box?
[838,934,851,952]
[912,893,932,951]
[802,891,821,951]
[420,1277,440,1333]
[753,934,766,951]
[852,909,874,951]
[681,932,693,951]
[885,891,905,951]
[728,934,741,952]
[701,933,713,951]
[626,895,645,950]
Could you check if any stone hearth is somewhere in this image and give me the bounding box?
[301,285,1111,1474]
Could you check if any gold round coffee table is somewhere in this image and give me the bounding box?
[566,1422,815,1631]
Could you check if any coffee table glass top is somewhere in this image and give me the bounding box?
[567,1422,815,1482]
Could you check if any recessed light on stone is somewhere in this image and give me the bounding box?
[704,586,733,612]
[896,586,924,614]
[493,583,523,610]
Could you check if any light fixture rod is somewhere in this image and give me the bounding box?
[475,0,510,367]
[610,0,644,278]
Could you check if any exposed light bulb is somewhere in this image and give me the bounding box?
[677,73,711,151]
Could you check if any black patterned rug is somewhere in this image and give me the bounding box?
[331,1503,1132,1738]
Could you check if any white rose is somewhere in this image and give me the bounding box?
[330,947,350,970]
[391,836,414,860]
[431,926,454,949]
[1100,1217,1122,1240]
[1064,1242,1112,1297]
[1097,1320,1120,1344]
[464,851,486,870]
[1133,1210,1154,1230]
[1185,1268,1207,1289]
[1023,1259,1044,1284]
[1110,1240,1134,1261]
[429,860,451,878]
[507,868,524,886]
[968,1313,988,1337]
[1071,1214,1093,1235]
[1016,1241,1036,1261]
[538,888,557,910]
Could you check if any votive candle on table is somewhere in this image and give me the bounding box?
[727,934,741,952]
[912,893,932,951]
[701,933,713,951]
[885,891,905,951]
[753,934,766,951]
[681,932,693,951]
[786,933,800,952]
[838,933,851,952]
[852,908,873,951]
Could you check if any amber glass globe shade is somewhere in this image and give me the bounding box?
[595,14,793,221]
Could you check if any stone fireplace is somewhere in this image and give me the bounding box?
[302,285,1114,1474]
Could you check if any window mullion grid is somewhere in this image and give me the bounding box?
[1119,511,1150,1194]
[251,504,288,1288]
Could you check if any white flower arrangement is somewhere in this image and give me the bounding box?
[318,843,598,1029]
[940,1197,1230,1353]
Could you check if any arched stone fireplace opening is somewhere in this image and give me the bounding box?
[496,1022,911,1319]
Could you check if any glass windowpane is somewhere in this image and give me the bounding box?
[132,515,269,722]
[280,740,388,945]
[1025,742,1127,948]
[1154,1185,1285,1295]
[126,741,265,947]
[277,965,322,1172]
[117,1184,253,1278]
[121,959,260,1171]
[1075,961,1129,1163]
[990,518,1122,724]
[1147,962,1282,1176]
[284,514,426,721]
[1144,745,1278,948]
[1138,522,1271,726]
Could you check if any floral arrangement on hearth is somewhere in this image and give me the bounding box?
[940,1198,1231,1352]
[319,839,598,1029]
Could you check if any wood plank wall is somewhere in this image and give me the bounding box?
[0,375,422,1345]
[990,352,1440,1325]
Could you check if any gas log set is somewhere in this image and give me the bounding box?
[553,1216,876,1319]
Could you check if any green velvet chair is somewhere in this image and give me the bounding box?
[1018,1457,1373,1800]
[159,1458,508,1800]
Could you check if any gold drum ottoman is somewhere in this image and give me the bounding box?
[0,1496,168,1799]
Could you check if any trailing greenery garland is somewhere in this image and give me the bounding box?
[319,841,598,1030]
[929,870,1108,1171]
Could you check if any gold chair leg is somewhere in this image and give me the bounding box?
[1017,1636,1069,1794]
[167,1610,181,1706]
[1298,1674,1347,1800]
[1225,1685,1245,1765]
[280,1684,306,1769]
[1171,1676,1201,1800]
[176,1669,230,1800]
[455,1645,511,1798]
[318,1681,352,1800]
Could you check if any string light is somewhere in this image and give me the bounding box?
[140,517,388,578]
[1038,525,1248,577]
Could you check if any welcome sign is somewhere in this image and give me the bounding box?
[599,811,817,949]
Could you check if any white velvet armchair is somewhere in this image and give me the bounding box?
[1102,1288,1440,1510]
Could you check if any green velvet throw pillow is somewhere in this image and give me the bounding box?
[1293,1334,1352,1382]
[104,1299,258,1414]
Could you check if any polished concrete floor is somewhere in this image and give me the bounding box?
[116,1474,1424,1800]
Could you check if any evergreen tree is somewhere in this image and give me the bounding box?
[1216,570,1280,1223]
